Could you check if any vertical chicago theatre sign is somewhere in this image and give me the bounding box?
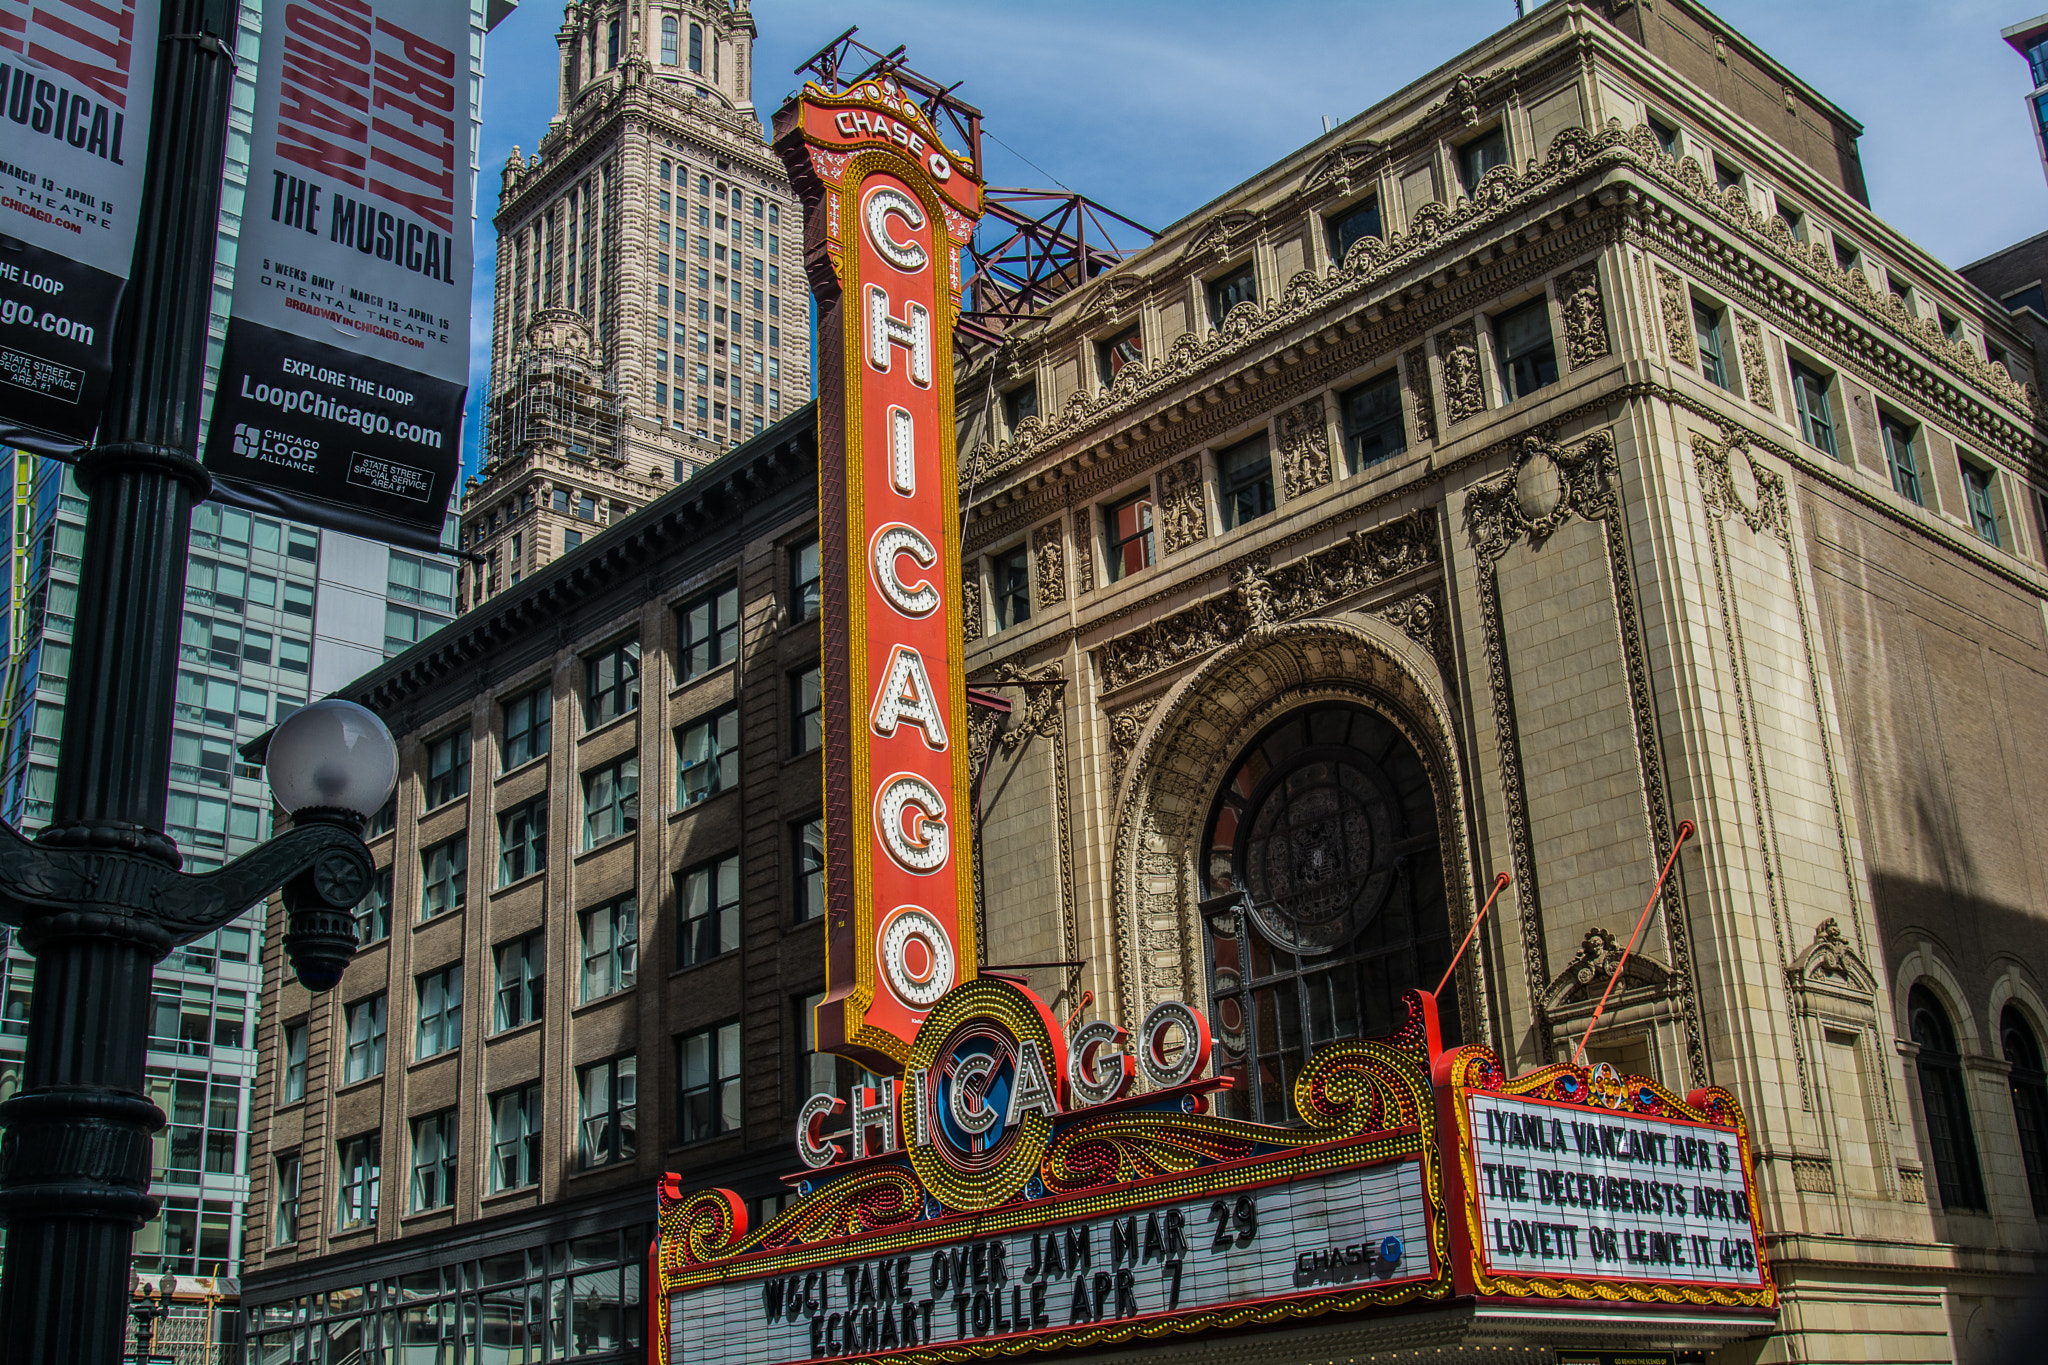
[773,76,984,1070]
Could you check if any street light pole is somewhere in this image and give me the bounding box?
[0,4,389,1362]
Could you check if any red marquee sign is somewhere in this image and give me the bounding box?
[775,80,985,1070]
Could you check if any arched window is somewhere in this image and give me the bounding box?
[688,23,702,73]
[1200,702,1455,1124]
[698,174,710,196]
[606,20,619,70]
[1909,986,1986,1211]
[752,196,764,218]
[2001,1005,2048,1214]
[658,158,671,182]
[661,15,678,66]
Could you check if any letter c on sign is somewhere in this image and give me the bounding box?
[796,1092,845,1169]
[862,186,928,273]
[870,522,940,617]
[1137,1000,1212,1089]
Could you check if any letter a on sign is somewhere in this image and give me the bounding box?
[774,80,984,1069]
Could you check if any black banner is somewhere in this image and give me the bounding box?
[0,232,121,454]
[205,321,463,552]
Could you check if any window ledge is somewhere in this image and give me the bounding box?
[492,868,548,897]
[399,1205,456,1225]
[333,1073,385,1098]
[571,988,637,1017]
[668,951,739,980]
[496,754,549,784]
[486,1018,544,1045]
[670,786,737,821]
[784,916,823,936]
[568,1159,638,1181]
[779,612,823,638]
[480,1183,539,1206]
[573,835,639,865]
[415,907,466,929]
[579,709,640,746]
[670,659,737,696]
[781,747,821,769]
[420,794,470,819]
[668,1130,744,1154]
[407,1049,459,1074]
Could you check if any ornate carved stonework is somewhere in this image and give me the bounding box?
[1790,918,1877,992]
[1304,139,1385,201]
[994,661,1065,756]
[1033,522,1065,609]
[1438,322,1483,423]
[1106,697,1158,794]
[1277,396,1333,500]
[1188,210,1258,263]
[1092,271,1148,326]
[1070,508,1094,594]
[1403,345,1437,445]
[1735,312,1775,412]
[1559,265,1610,369]
[1465,429,1707,1086]
[1791,1158,1835,1195]
[967,699,1005,778]
[1096,509,1439,692]
[961,568,983,641]
[1899,1169,1927,1203]
[1655,264,1697,366]
[1157,455,1208,555]
[1543,927,1674,1009]
[1373,589,1455,696]
[1693,429,1788,540]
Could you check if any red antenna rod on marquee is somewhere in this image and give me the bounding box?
[1435,871,1512,999]
[1571,820,1697,1067]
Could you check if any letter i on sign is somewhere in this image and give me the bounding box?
[773,79,985,1070]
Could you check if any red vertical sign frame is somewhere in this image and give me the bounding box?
[775,83,984,1071]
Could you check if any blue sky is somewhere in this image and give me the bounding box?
[460,0,2048,473]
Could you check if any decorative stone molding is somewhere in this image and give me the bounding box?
[1436,73,1484,127]
[1791,1157,1835,1195]
[995,661,1065,756]
[960,568,983,641]
[1791,918,1878,994]
[1403,345,1438,445]
[1277,396,1333,500]
[1437,322,1484,423]
[1465,429,1706,1086]
[975,661,1079,980]
[1092,272,1148,327]
[1898,1168,1926,1203]
[1156,455,1208,555]
[1543,927,1674,1009]
[1106,697,1159,796]
[1692,429,1788,541]
[1656,264,1696,366]
[1070,508,1094,594]
[1096,508,1438,693]
[1188,210,1258,263]
[1304,140,1386,199]
[1372,589,1455,697]
[1033,522,1066,609]
[1735,313,1774,412]
[1558,264,1610,369]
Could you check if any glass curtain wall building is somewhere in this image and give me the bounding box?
[0,0,472,1347]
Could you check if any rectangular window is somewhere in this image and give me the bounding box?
[343,994,386,1083]
[1327,198,1382,267]
[425,725,471,807]
[1097,327,1142,387]
[580,895,638,1002]
[1493,298,1559,400]
[677,854,740,968]
[1104,490,1156,583]
[502,683,551,768]
[677,705,740,807]
[1791,361,1839,458]
[678,581,740,681]
[1694,301,1731,389]
[409,1109,458,1211]
[1834,237,1862,274]
[584,639,640,727]
[1341,370,1406,473]
[274,1154,302,1243]
[582,756,639,848]
[991,545,1031,631]
[678,1021,742,1143]
[282,1020,308,1102]
[1003,381,1038,435]
[790,537,822,622]
[421,835,467,919]
[497,796,547,885]
[354,865,392,944]
[564,529,583,552]
[490,1083,543,1192]
[1881,414,1924,506]
[1217,434,1275,530]
[414,963,463,1060]
[577,1055,636,1168]
[1207,265,1256,328]
[1457,125,1508,192]
[494,931,545,1032]
[1775,202,1806,243]
[1961,458,2001,545]
[792,666,822,754]
[792,817,825,922]
[335,1133,380,1230]
[1713,158,1743,193]
[1647,114,1680,156]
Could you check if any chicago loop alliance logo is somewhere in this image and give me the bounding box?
[231,421,319,472]
[797,977,1214,1213]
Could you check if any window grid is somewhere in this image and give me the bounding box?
[1791,362,1839,457]
[1881,415,1924,506]
[792,666,822,754]
[409,1109,458,1212]
[677,706,740,807]
[677,855,740,968]
[578,1055,637,1169]
[791,538,822,623]
[1961,459,2000,544]
[420,835,467,920]
[678,1021,742,1143]
[335,1133,380,1231]
[678,582,739,682]
[491,1083,543,1193]
[498,796,547,884]
[792,817,825,922]
[414,964,462,1060]
[580,895,639,1002]
[1910,987,1986,1212]
[281,1020,307,1102]
[2002,1006,2048,1216]
[502,683,551,767]
[425,725,471,808]
[582,756,639,848]
[274,1154,301,1244]
[1694,301,1730,389]
[1493,297,1559,401]
[583,639,641,728]
[493,930,546,1032]
[1341,371,1406,474]
[991,545,1031,632]
[1104,491,1155,583]
[1217,435,1275,531]
[343,994,386,1084]
[354,866,391,944]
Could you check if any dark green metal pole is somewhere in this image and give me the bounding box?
[0,4,241,1361]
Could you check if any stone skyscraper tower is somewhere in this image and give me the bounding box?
[463,0,811,608]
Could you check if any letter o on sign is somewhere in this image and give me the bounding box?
[880,905,955,1008]
[1137,1000,1212,1090]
